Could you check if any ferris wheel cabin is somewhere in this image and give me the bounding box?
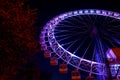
[107,48,120,63]
[107,48,120,79]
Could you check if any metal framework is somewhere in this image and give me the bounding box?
[40,9,120,78]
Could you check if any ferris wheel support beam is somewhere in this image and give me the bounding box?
[95,36,112,80]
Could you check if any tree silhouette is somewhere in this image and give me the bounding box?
[0,0,38,79]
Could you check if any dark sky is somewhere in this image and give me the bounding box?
[28,0,120,80]
[30,0,120,26]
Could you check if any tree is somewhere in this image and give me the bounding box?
[0,0,38,79]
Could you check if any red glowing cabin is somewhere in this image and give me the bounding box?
[44,50,51,58]
[39,39,45,45]
[112,48,120,59]
[107,48,120,64]
[71,70,81,80]
[50,57,58,66]
[86,75,95,80]
[59,64,67,74]
[40,44,47,51]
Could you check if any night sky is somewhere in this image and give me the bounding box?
[32,0,120,26]
[30,0,120,80]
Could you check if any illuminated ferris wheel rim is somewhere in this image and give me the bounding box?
[47,9,120,61]
[48,9,120,24]
[41,9,120,76]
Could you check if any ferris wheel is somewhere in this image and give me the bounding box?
[40,9,120,80]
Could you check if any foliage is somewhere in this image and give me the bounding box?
[0,0,38,79]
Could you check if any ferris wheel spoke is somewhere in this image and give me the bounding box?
[89,44,96,76]
[73,36,89,54]
[96,38,111,75]
[106,27,120,35]
[72,15,90,26]
[87,15,93,25]
[61,19,77,26]
[55,25,87,31]
[109,35,120,45]
[92,15,98,25]
[113,38,120,45]
[107,24,120,29]
[92,44,96,61]
[55,30,88,33]
[58,23,76,28]
[66,39,78,50]
[55,28,76,32]
[112,34,120,40]
[95,38,105,63]
[82,40,93,58]
[77,15,90,26]
[106,18,116,25]
[103,31,120,45]
[57,32,83,42]
[55,32,85,38]
[54,30,87,34]
[57,36,73,42]
[57,23,71,27]
[78,21,89,27]
[69,16,82,23]
[64,35,84,48]
[54,31,87,34]
[104,36,116,47]
[61,40,78,46]
[112,35,120,40]
[108,29,120,34]
[86,15,96,25]
[86,15,98,26]
[56,24,86,29]
[106,18,119,25]
[102,16,109,26]
[110,28,120,32]
[107,28,120,32]
[54,30,75,33]
[78,15,84,20]
[99,41,107,62]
